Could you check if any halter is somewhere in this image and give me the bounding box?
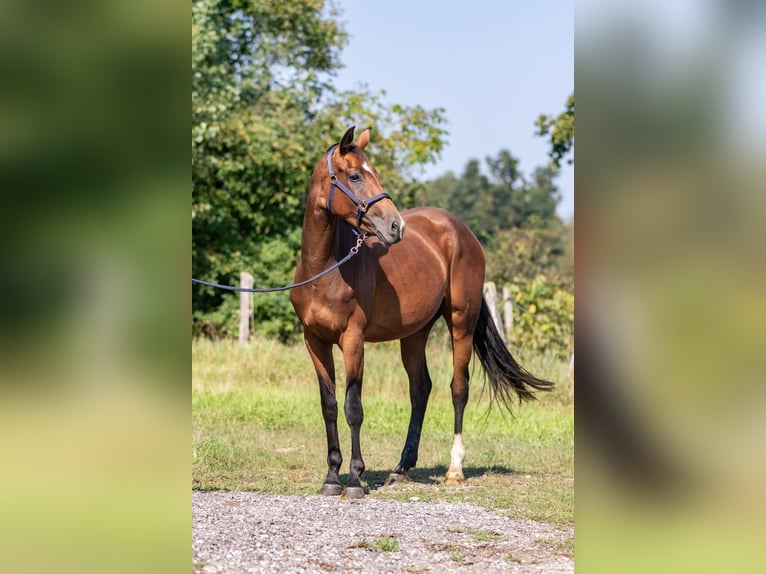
[189,144,393,293]
[326,144,391,231]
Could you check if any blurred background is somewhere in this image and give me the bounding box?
[577,0,766,571]
[0,1,188,573]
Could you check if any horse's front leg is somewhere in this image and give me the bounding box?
[304,334,343,496]
[339,331,366,499]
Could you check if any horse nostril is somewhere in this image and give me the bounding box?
[390,218,405,242]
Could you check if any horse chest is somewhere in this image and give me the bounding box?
[300,285,360,335]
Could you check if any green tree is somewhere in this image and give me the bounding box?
[444,159,490,233]
[535,93,574,169]
[192,0,447,339]
[485,217,573,289]
[422,150,560,243]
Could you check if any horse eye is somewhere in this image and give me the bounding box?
[349,172,362,183]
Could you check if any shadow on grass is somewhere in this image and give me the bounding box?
[341,465,518,492]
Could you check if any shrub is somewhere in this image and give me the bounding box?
[506,275,573,360]
[192,229,302,342]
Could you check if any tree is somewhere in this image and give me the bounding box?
[535,93,574,169]
[485,217,573,288]
[421,144,572,291]
[192,0,448,339]
[422,150,560,243]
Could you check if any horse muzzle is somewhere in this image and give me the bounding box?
[367,213,405,247]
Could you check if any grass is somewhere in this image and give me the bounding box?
[447,528,503,543]
[471,530,504,543]
[350,536,400,552]
[535,535,575,558]
[192,335,573,527]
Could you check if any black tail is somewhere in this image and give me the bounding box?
[472,299,555,411]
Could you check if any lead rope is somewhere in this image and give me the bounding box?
[191,232,366,293]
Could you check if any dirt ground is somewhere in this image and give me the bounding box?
[193,491,574,573]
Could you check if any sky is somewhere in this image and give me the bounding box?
[332,1,574,219]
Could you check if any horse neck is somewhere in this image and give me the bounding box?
[299,189,339,277]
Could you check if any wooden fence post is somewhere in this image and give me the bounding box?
[483,282,505,343]
[569,353,575,398]
[502,285,513,341]
[239,272,253,345]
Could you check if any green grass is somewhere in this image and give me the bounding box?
[446,527,503,542]
[535,535,575,558]
[470,530,504,543]
[192,336,573,526]
[350,536,400,552]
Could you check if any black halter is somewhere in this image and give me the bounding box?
[326,144,391,231]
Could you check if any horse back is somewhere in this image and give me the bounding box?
[364,207,485,341]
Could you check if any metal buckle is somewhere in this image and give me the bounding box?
[350,233,365,254]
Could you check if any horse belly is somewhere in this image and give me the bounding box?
[364,245,447,342]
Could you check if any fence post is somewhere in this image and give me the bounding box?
[483,282,505,343]
[569,353,575,398]
[239,272,253,345]
[502,285,513,341]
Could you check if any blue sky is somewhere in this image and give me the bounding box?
[332,1,574,219]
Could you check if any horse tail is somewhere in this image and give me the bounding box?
[472,298,554,411]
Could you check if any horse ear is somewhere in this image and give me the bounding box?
[339,126,356,154]
[356,127,371,149]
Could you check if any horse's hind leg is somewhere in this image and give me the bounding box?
[445,309,477,485]
[384,326,433,487]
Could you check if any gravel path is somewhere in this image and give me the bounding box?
[193,491,573,573]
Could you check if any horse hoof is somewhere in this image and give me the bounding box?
[383,472,409,487]
[444,472,464,485]
[342,486,366,500]
[318,483,343,496]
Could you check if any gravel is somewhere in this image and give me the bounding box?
[193,491,573,573]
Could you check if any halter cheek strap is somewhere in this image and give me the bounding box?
[326,144,391,231]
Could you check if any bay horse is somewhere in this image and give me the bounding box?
[290,126,553,499]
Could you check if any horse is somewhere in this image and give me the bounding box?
[289,126,553,499]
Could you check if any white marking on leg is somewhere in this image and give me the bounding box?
[446,433,465,482]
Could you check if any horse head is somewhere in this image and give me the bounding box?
[318,126,405,246]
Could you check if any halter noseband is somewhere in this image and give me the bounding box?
[326,144,391,231]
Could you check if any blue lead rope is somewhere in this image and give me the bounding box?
[192,144,386,294]
[191,233,365,293]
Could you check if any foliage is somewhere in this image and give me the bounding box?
[193,228,303,341]
[317,87,448,207]
[421,149,572,324]
[422,150,561,243]
[506,275,574,361]
[535,93,574,169]
[486,216,573,290]
[192,0,448,338]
